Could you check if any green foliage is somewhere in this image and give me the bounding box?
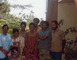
[0,2,22,34]
[0,1,35,34]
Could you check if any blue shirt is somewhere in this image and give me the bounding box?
[0,33,13,59]
[38,28,51,50]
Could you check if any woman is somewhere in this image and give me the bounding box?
[33,18,41,33]
[10,28,25,60]
[24,23,39,60]
[19,22,26,38]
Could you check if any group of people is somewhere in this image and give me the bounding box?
[0,18,66,60]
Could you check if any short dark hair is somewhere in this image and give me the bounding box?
[20,22,26,27]
[51,20,58,25]
[33,18,40,23]
[13,28,19,33]
[2,24,9,29]
[29,22,35,27]
[43,21,49,26]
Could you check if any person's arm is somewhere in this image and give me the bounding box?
[62,39,66,52]
[31,33,39,52]
[40,36,48,40]
[61,31,66,52]
[7,36,13,53]
[0,39,8,57]
[39,30,50,40]
[25,32,31,52]
[0,39,2,51]
[0,47,8,57]
[39,35,48,40]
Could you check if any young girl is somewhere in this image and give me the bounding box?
[24,23,39,60]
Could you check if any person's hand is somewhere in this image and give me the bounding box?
[2,48,8,57]
[29,49,32,53]
[14,50,17,53]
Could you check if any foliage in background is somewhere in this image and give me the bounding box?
[0,1,35,34]
[58,19,77,60]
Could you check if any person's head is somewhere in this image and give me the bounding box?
[29,23,35,31]
[42,21,49,30]
[12,28,19,37]
[51,20,58,30]
[2,24,9,33]
[20,22,26,31]
[33,18,40,25]
[74,0,77,7]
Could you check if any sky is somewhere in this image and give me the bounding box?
[7,0,46,20]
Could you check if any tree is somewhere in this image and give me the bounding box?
[0,1,22,33]
[0,1,35,33]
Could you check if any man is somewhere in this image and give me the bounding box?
[0,24,13,60]
[39,21,51,60]
[50,20,66,60]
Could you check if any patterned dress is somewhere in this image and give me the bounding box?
[10,36,25,60]
[19,30,26,38]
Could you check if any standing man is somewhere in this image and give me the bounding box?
[39,21,51,60]
[0,24,13,60]
[50,20,66,60]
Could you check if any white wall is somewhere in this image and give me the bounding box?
[58,3,77,41]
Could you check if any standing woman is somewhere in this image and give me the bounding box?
[19,22,26,56]
[33,18,41,33]
[19,22,26,38]
[10,28,25,60]
[24,23,39,60]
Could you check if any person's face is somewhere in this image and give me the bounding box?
[51,22,57,30]
[21,24,26,30]
[74,0,77,7]
[3,26,8,33]
[14,32,19,37]
[42,23,48,30]
[33,20,39,25]
[29,25,35,31]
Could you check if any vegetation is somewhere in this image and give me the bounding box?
[0,1,34,34]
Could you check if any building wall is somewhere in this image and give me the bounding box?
[58,3,77,41]
[46,0,58,22]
